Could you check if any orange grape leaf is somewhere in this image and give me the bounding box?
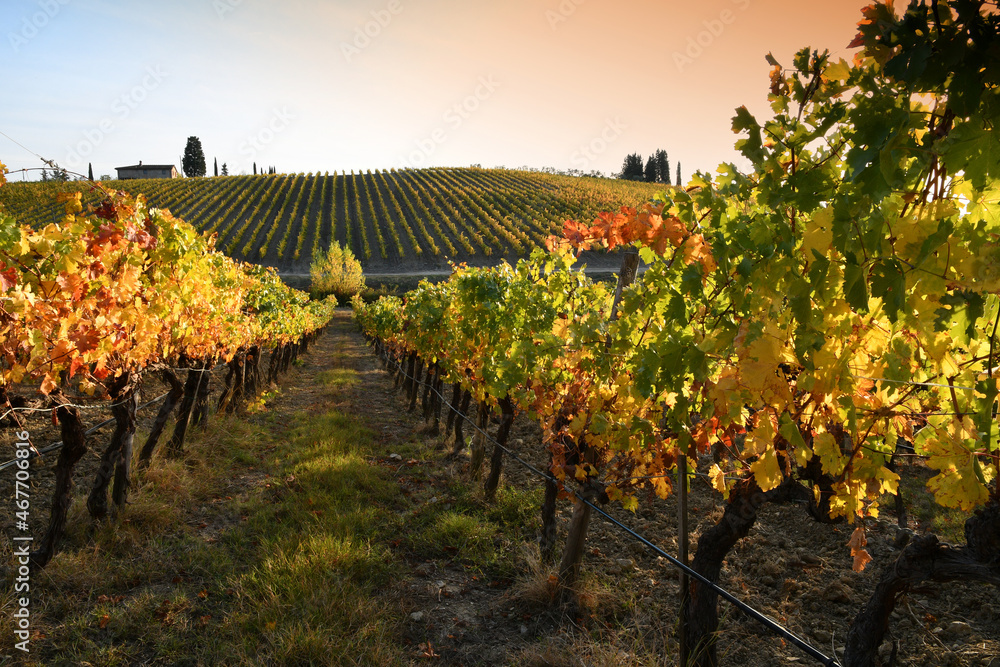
[848,526,872,572]
[562,219,591,248]
[57,272,87,300]
[40,374,58,395]
[0,266,17,292]
[71,327,102,354]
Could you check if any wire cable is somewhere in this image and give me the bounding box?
[0,392,170,472]
[376,344,843,667]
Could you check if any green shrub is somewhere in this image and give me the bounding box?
[310,241,365,301]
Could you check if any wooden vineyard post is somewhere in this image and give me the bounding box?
[137,369,184,468]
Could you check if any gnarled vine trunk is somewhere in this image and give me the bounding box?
[469,402,491,480]
[444,382,462,444]
[843,502,1000,667]
[452,390,472,455]
[683,477,810,667]
[540,471,559,563]
[30,395,87,570]
[87,372,140,520]
[484,396,514,500]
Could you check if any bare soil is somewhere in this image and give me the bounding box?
[329,311,1000,667]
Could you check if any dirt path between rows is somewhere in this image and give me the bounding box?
[326,309,1000,667]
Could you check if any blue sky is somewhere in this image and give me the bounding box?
[2,0,871,181]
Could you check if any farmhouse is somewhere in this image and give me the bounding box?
[115,162,181,179]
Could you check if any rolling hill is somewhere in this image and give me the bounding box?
[0,168,670,274]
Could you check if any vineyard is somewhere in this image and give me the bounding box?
[0,164,335,577]
[354,4,1000,666]
[0,169,666,273]
[2,1,1000,665]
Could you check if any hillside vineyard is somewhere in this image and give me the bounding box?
[0,168,666,272]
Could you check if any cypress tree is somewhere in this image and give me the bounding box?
[618,153,644,180]
[655,149,670,184]
[644,155,658,182]
[181,137,207,177]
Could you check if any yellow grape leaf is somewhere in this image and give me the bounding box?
[779,415,811,468]
[17,229,31,256]
[802,207,834,258]
[708,463,726,493]
[847,526,872,572]
[813,431,845,476]
[744,410,776,457]
[927,456,989,511]
[824,58,851,81]
[750,448,782,492]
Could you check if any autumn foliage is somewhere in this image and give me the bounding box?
[0,183,335,399]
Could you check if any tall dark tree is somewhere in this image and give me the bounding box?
[88,163,94,181]
[182,136,207,177]
[213,157,218,177]
[253,161,257,175]
[618,153,644,181]
[675,162,682,187]
[644,155,658,182]
[654,149,670,184]
[221,162,228,176]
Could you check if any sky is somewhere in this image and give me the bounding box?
[1,0,873,182]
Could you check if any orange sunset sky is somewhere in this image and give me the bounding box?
[2,0,873,180]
